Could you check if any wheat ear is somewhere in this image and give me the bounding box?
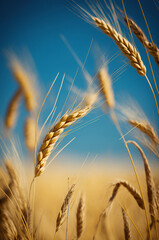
[35,98,96,177]
[110,180,144,209]
[93,179,143,240]
[56,184,75,233]
[121,208,131,240]
[76,194,85,239]
[92,16,146,76]
[5,88,22,129]
[5,161,31,236]
[10,56,37,112]
[125,18,159,66]
[24,117,36,151]
[97,67,115,109]
[0,209,17,240]
[127,141,157,223]
[145,42,159,67]
[124,17,148,45]
[128,119,159,145]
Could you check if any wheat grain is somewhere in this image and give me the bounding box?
[76,194,85,239]
[92,16,146,76]
[97,67,115,109]
[56,184,75,233]
[5,88,22,129]
[121,208,131,240]
[127,141,157,223]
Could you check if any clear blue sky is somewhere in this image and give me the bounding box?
[0,0,158,162]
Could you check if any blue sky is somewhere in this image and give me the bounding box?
[0,0,159,162]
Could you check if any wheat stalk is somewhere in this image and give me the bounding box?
[121,208,131,240]
[128,119,159,145]
[125,17,159,66]
[5,88,22,129]
[127,141,157,223]
[76,194,85,239]
[35,96,96,177]
[92,16,146,76]
[56,184,75,233]
[97,67,115,109]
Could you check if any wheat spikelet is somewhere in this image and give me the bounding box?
[97,67,115,109]
[5,88,22,129]
[92,16,146,76]
[125,17,159,66]
[127,141,157,223]
[110,180,144,209]
[76,194,85,239]
[35,95,97,177]
[128,119,159,145]
[56,184,75,233]
[24,117,36,151]
[0,209,17,240]
[9,56,37,112]
[121,208,131,240]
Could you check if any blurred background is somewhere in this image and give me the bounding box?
[0,0,158,167]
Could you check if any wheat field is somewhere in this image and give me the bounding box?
[0,0,159,239]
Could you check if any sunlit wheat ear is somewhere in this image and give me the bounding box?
[124,17,159,66]
[24,117,36,151]
[128,119,159,145]
[76,194,85,239]
[0,210,17,240]
[97,67,115,109]
[56,184,75,233]
[109,180,144,209]
[9,55,37,112]
[127,141,157,223]
[92,16,146,76]
[5,88,22,129]
[121,208,131,240]
[35,93,97,177]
